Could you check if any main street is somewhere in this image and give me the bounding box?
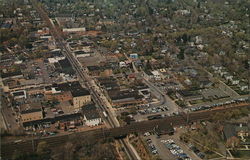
[30,0,140,159]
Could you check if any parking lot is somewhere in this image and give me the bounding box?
[137,104,169,115]
[188,97,249,112]
[133,105,172,122]
[201,88,229,100]
[142,129,202,160]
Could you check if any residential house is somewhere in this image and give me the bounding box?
[130,53,138,59]
[236,124,249,137]
[239,82,248,91]
[151,70,162,81]
[231,79,240,85]
[224,74,233,81]
[223,123,250,140]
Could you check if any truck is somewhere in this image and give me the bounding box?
[103,111,108,118]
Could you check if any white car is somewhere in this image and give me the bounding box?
[160,140,167,143]
[144,132,150,136]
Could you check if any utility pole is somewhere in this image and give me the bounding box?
[186,110,189,124]
[32,132,35,152]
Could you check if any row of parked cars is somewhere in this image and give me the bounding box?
[188,144,205,159]
[190,97,249,112]
[161,139,192,160]
[146,138,158,155]
[138,106,169,115]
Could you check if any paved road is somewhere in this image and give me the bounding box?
[188,56,239,97]
[141,75,180,115]
[31,1,140,159]
[190,94,250,108]
[123,53,180,115]
[0,95,20,131]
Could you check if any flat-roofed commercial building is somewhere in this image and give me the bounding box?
[21,108,43,123]
[72,89,91,110]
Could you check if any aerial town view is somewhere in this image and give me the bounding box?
[0,0,249,160]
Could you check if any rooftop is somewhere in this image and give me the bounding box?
[21,108,42,114]
[82,104,101,120]
[71,88,90,97]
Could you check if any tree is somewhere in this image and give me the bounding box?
[64,142,75,160]
[36,141,49,155]
[226,136,240,150]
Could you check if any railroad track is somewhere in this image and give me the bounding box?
[6,1,248,160]
[2,104,249,158]
[30,1,136,159]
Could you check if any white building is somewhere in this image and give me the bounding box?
[231,79,240,85]
[119,61,127,68]
[82,104,102,127]
[63,28,86,33]
[48,57,65,63]
[11,90,27,100]
[151,70,162,81]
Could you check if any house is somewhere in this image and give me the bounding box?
[21,108,43,123]
[224,74,233,81]
[151,70,162,81]
[82,104,102,127]
[236,124,249,137]
[212,65,223,71]
[119,61,127,68]
[219,70,228,77]
[72,89,91,110]
[239,82,248,91]
[130,53,138,59]
[230,78,240,85]
[223,123,250,140]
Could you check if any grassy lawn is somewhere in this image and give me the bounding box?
[231,150,250,158]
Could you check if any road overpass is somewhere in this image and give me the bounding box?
[1,104,249,159]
